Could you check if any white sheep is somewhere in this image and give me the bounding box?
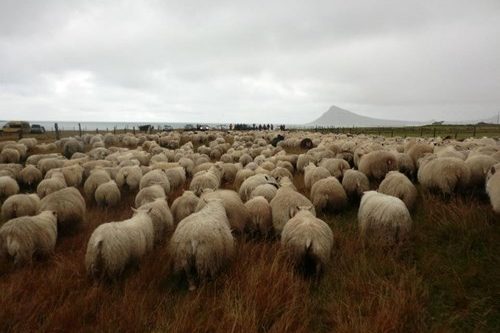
[318,158,350,179]
[0,210,58,265]
[486,164,500,214]
[0,148,21,163]
[234,169,256,190]
[171,190,200,223]
[163,166,186,190]
[84,169,112,199]
[63,138,84,159]
[250,183,278,202]
[1,194,41,220]
[19,165,43,187]
[358,191,412,246]
[342,169,370,200]
[137,198,174,244]
[465,155,498,188]
[135,184,166,207]
[358,150,397,180]
[85,209,154,279]
[270,186,316,235]
[0,176,20,199]
[195,189,250,233]
[95,180,121,207]
[37,171,67,198]
[244,196,273,237]
[310,176,348,212]
[239,174,279,202]
[407,143,434,166]
[169,199,234,291]
[304,163,330,191]
[189,165,223,196]
[417,157,471,194]
[115,166,143,191]
[281,207,333,275]
[378,171,418,210]
[140,169,171,194]
[39,187,86,231]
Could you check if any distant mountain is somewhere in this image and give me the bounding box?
[306,105,425,127]
[306,105,499,127]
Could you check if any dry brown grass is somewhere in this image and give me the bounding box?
[0,141,498,332]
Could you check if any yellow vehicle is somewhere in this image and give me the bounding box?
[2,121,31,134]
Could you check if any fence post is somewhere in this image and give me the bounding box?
[433,127,436,138]
[18,129,23,140]
[391,129,394,137]
[54,123,60,140]
[473,126,476,137]
[133,126,136,135]
[114,126,116,135]
[420,127,423,137]
[454,130,458,140]
[78,123,82,137]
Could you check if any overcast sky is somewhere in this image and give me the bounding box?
[1,0,499,124]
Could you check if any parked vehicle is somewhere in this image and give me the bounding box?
[184,124,195,131]
[2,121,31,134]
[163,125,174,131]
[31,124,46,134]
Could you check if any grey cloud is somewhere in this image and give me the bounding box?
[1,0,499,123]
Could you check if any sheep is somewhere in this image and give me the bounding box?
[163,166,186,190]
[407,143,434,166]
[244,196,273,237]
[37,171,67,198]
[115,166,143,191]
[358,150,397,180]
[37,158,66,176]
[137,198,174,244]
[310,177,348,212]
[60,164,84,187]
[378,171,418,210]
[189,165,223,196]
[196,189,250,233]
[0,210,58,265]
[0,148,21,163]
[169,198,234,291]
[486,165,500,214]
[0,176,20,199]
[1,194,41,220]
[417,157,471,195]
[0,163,23,180]
[270,166,293,181]
[63,139,84,159]
[304,163,331,191]
[464,155,498,188]
[95,180,121,207]
[281,207,333,275]
[84,169,112,199]
[171,190,200,223]
[250,183,278,202]
[85,209,154,279]
[318,158,350,180]
[358,191,412,247]
[395,152,416,180]
[342,169,370,200]
[234,169,256,190]
[140,169,171,194]
[270,186,316,235]
[19,165,43,187]
[135,184,166,207]
[39,187,86,231]
[239,174,279,202]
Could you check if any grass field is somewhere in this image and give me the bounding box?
[0,134,499,332]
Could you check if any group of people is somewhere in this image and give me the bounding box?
[229,124,286,131]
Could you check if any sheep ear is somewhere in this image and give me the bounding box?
[492,167,496,175]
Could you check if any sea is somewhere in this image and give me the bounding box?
[0,120,227,132]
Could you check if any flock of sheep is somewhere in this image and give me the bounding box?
[0,130,499,290]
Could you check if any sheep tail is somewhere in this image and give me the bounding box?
[93,239,104,276]
[6,235,20,257]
